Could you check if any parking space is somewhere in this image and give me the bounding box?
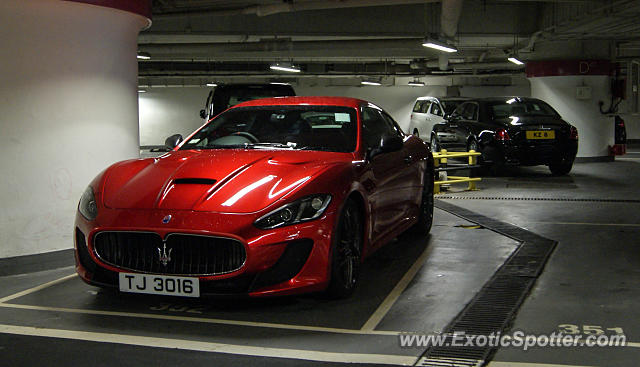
[0,209,519,365]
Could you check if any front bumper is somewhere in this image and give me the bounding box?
[74,207,337,297]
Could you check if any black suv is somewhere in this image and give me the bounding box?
[200,84,296,120]
[431,97,579,175]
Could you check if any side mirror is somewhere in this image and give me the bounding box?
[380,135,403,153]
[164,134,183,150]
[369,135,403,159]
[199,109,207,119]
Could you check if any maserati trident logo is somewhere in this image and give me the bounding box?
[157,243,172,266]
[162,215,172,224]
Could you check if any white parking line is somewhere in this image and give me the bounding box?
[531,222,640,227]
[0,324,418,365]
[0,302,401,335]
[360,243,433,332]
[0,273,402,335]
[0,273,77,303]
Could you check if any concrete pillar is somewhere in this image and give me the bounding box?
[0,0,150,258]
[527,60,614,159]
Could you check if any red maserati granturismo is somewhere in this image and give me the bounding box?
[74,97,434,298]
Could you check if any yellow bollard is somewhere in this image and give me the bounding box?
[468,150,476,165]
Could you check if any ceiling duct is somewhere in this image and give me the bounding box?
[440,0,464,40]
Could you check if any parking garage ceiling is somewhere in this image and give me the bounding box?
[139,0,640,86]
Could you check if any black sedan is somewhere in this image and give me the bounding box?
[430,97,579,175]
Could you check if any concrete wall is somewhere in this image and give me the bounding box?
[139,88,208,146]
[623,115,640,140]
[138,84,537,146]
[0,1,147,258]
[529,76,614,157]
[139,85,448,145]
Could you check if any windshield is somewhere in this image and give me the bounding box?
[490,100,559,119]
[441,100,465,114]
[181,105,358,153]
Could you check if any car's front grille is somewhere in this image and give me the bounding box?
[93,232,246,276]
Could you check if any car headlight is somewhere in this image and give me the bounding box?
[254,194,332,229]
[78,186,98,221]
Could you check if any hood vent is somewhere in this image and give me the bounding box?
[173,178,216,185]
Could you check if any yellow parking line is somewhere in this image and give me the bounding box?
[360,244,433,332]
[0,324,418,365]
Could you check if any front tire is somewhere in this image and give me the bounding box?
[327,199,363,299]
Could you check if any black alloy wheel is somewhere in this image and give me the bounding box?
[327,200,362,299]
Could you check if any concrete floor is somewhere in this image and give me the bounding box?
[1,154,639,367]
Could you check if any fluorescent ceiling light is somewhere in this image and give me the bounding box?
[137,52,150,60]
[270,64,301,73]
[138,89,146,93]
[206,83,217,87]
[361,81,382,86]
[422,39,457,53]
[408,80,425,87]
[508,57,524,65]
[270,82,291,85]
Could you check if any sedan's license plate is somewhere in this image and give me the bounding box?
[119,273,199,297]
[526,130,555,139]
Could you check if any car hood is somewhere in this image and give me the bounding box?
[103,149,348,213]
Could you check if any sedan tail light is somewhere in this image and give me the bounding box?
[569,126,579,140]
[495,128,510,141]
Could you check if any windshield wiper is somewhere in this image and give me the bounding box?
[245,142,295,149]
[181,144,246,150]
[298,146,338,152]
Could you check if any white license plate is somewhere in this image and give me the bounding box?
[119,273,200,298]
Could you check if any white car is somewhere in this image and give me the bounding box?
[408,97,468,141]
